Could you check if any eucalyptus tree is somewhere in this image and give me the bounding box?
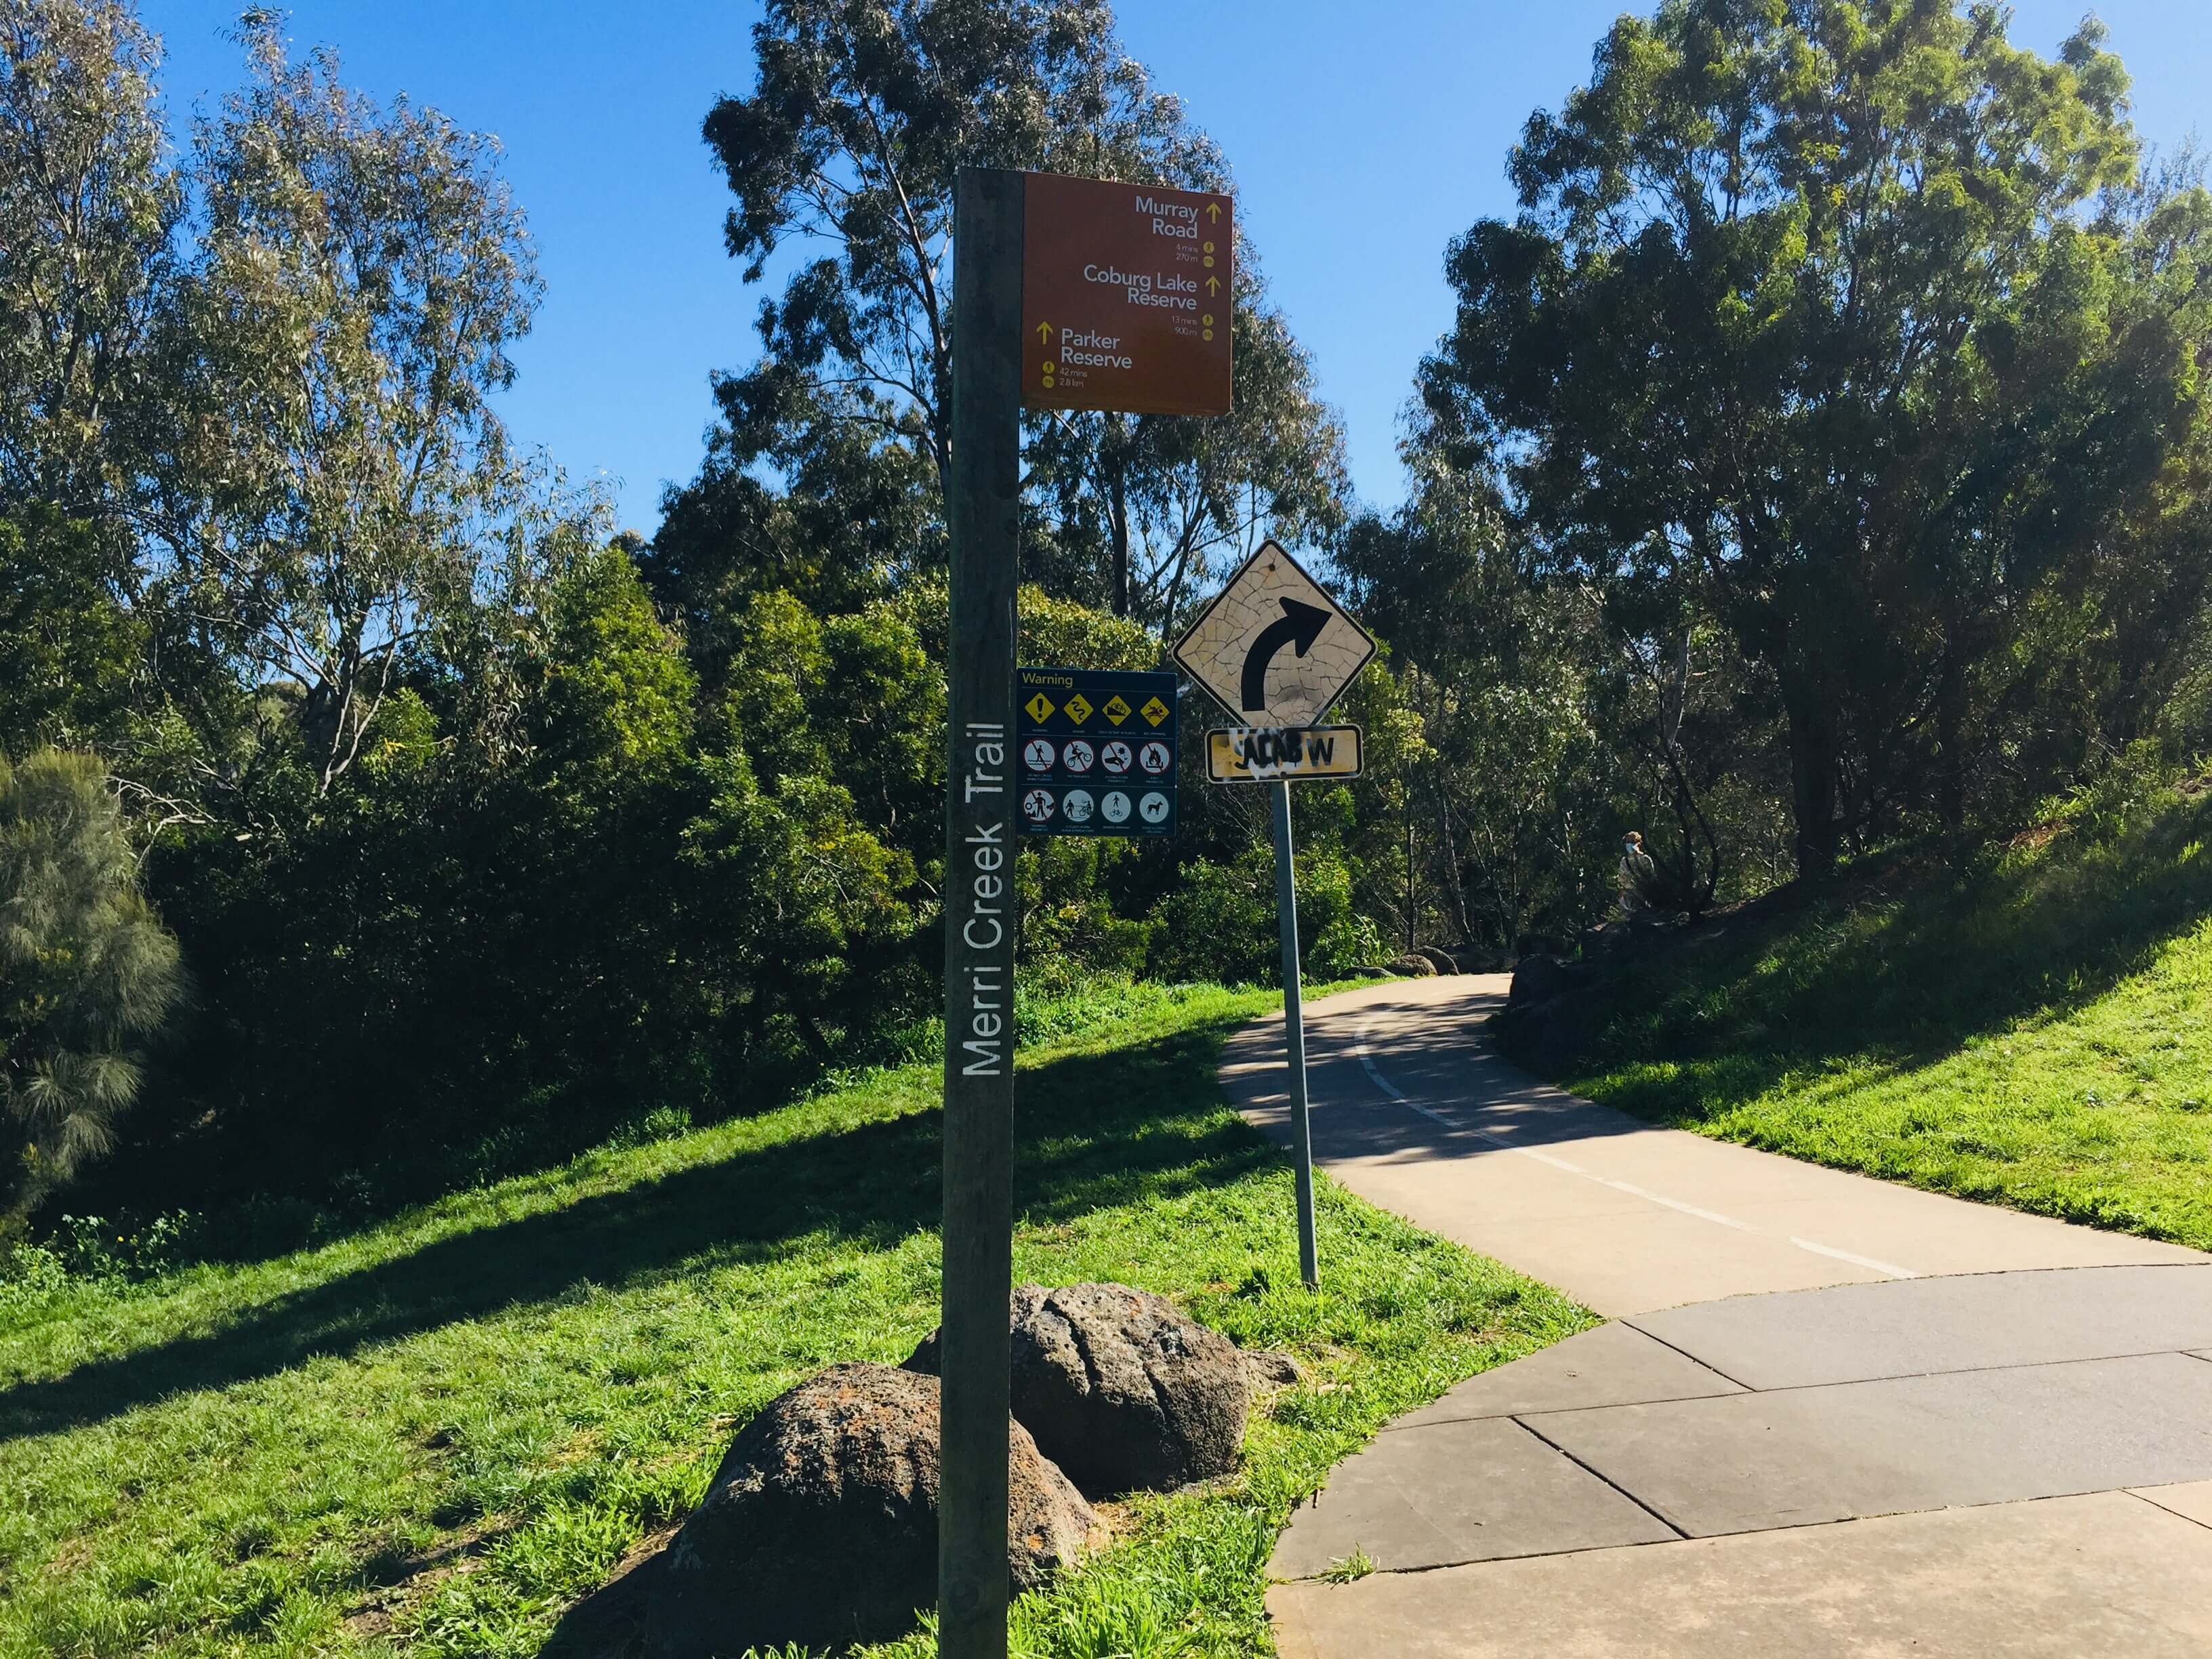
[0,0,180,513]
[1340,455,1623,946]
[1420,1,2212,874]
[139,14,543,795]
[1025,276,1349,632]
[676,0,1347,628]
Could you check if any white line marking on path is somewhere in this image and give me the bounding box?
[1351,1020,1919,1280]
[1787,1235,1922,1279]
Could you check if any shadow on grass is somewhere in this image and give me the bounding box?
[1574,790,2212,1124]
[0,1010,1267,1443]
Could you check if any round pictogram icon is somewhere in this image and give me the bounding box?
[1021,737,1055,773]
[1138,790,1171,825]
[1022,787,1057,825]
[1061,738,1096,773]
[1062,789,1094,823]
[1139,739,1171,775]
[1100,790,1132,824]
[1101,739,1134,773]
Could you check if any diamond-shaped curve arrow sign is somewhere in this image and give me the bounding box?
[1173,539,1376,726]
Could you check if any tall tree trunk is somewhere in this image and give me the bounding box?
[1109,464,1129,619]
[1936,644,1967,832]
[1438,794,1473,944]
[1784,685,1841,877]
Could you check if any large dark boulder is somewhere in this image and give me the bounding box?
[1494,953,1613,1069]
[1439,941,1509,974]
[648,1362,1094,1658]
[1509,986,1605,1071]
[908,1283,1250,1497]
[1507,953,1590,1008]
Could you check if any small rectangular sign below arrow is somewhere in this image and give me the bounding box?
[1206,725,1364,783]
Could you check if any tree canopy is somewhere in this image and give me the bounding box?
[655,0,1349,635]
[1416,0,2212,873]
[7,0,2212,1237]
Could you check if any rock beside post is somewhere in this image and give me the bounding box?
[907,1282,1251,1497]
[647,1362,1094,1658]
[1494,952,1605,1069]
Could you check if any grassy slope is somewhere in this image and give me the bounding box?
[1558,786,2212,1247]
[1,981,1590,1659]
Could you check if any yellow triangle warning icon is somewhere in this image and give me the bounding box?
[1141,696,1170,726]
[1103,694,1132,724]
[1024,693,1055,723]
[1064,693,1094,724]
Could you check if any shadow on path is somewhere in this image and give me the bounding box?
[1237,983,1663,1169]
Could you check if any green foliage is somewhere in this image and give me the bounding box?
[0,983,1589,1658]
[1555,778,2212,1245]
[18,0,2212,1256]
[144,14,549,797]
[698,0,1228,499]
[1145,830,1381,986]
[1018,835,1158,979]
[1319,1544,1376,1584]
[1420,1,2212,874]
[0,0,181,505]
[0,0,1441,1232]
[0,1209,201,1325]
[1147,853,1277,986]
[680,749,916,1068]
[0,509,142,756]
[0,750,182,1218]
[534,545,696,786]
[110,537,939,1213]
[673,0,1348,636]
[1018,587,1160,674]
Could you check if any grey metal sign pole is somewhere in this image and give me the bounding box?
[1270,778,1319,1288]
[941,166,1021,1659]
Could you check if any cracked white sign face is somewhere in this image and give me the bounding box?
[1173,540,1375,726]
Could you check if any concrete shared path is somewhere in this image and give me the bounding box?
[1224,975,2212,1658]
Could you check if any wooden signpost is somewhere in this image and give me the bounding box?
[940,169,1024,1659]
[941,167,1231,1659]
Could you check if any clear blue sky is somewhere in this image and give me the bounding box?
[140,2,2210,534]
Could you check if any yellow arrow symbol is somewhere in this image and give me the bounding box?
[1206,201,1221,222]
[1206,275,1219,295]
[1036,321,1051,342]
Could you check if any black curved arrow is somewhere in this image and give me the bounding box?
[1241,598,1330,711]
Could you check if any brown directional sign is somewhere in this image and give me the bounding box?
[1022,171,1233,416]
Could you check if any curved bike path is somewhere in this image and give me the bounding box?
[1225,975,2212,1658]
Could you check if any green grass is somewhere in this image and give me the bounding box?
[1557,784,2212,1246]
[1,979,1591,1659]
